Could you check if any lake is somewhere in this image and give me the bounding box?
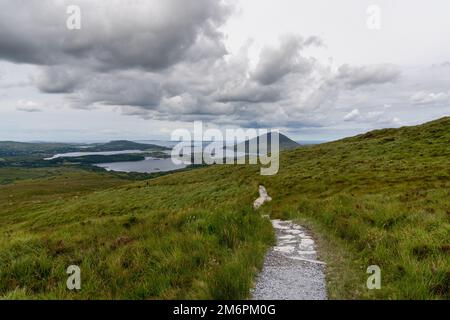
[95,157,188,173]
[45,150,146,160]
[44,149,186,173]
[43,139,320,174]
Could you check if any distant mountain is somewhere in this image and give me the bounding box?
[0,140,169,157]
[228,132,300,154]
[86,140,169,152]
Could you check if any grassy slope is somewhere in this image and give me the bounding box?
[0,117,449,299]
[0,165,273,299]
[258,117,450,299]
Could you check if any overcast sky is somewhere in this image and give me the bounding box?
[0,0,449,142]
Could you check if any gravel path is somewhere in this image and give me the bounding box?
[252,186,327,300]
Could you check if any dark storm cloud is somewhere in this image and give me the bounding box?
[0,0,416,130]
[0,0,229,71]
[71,72,164,108]
[34,67,82,93]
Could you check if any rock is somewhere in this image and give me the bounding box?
[253,185,272,209]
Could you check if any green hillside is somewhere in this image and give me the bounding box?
[0,140,169,170]
[0,140,168,157]
[0,117,448,299]
[85,140,169,152]
[0,142,79,157]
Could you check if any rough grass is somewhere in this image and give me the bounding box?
[258,117,450,299]
[0,165,274,299]
[0,117,449,299]
[0,167,89,185]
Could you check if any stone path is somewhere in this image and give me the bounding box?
[252,187,327,300]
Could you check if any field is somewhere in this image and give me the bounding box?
[0,117,448,299]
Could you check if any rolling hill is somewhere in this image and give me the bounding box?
[0,117,448,299]
[85,140,169,152]
[0,140,168,157]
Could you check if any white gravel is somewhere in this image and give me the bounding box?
[252,219,327,300]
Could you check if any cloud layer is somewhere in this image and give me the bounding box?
[0,0,448,134]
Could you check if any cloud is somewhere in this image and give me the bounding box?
[343,109,360,121]
[0,0,436,132]
[343,108,400,126]
[410,91,449,105]
[337,64,400,88]
[76,72,163,108]
[33,66,82,93]
[16,100,42,112]
[0,0,230,71]
[216,83,282,103]
[251,36,318,85]
[431,61,450,69]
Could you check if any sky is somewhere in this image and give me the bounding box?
[0,0,449,142]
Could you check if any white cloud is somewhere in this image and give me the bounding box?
[16,99,42,112]
[343,109,360,121]
[343,108,401,126]
[410,91,449,105]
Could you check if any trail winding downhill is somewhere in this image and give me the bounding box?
[252,186,327,300]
